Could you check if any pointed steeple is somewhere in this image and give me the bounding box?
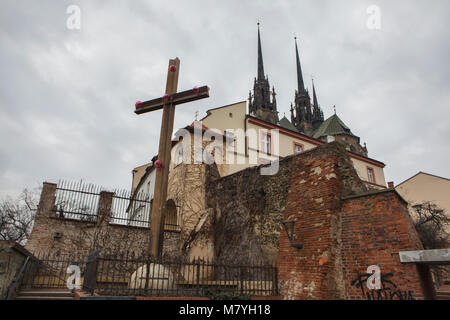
[311,79,324,131]
[295,37,306,94]
[257,23,265,81]
[312,79,319,108]
[248,23,278,124]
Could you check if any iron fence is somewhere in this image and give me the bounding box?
[111,189,152,227]
[53,180,159,228]
[19,251,89,290]
[54,180,101,221]
[18,251,278,298]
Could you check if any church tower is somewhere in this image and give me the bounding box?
[248,23,279,124]
[291,38,323,135]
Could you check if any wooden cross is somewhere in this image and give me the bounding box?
[134,58,210,257]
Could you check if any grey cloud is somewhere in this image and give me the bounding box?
[0,0,449,198]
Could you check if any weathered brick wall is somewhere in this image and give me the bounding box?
[26,183,180,258]
[206,153,296,266]
[341,191,425,300]
[207,142,429,300]
[206,143,367,267]
[276,143,370,300]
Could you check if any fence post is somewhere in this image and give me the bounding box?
[97,191,114,226]
[196,258,200,296]
[240,266,244,296]
[83,251,100,295]
[273,266,279,296]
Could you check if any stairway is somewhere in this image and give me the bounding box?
[436,285,450,300]
[15,288,74,300]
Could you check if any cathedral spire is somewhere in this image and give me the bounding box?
[295,37,306,95]
[311,79,324,131]
[248,23,278,124]
[257,23,265,81]
[312,79,319,108]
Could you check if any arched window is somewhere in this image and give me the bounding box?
[164,199,179,231]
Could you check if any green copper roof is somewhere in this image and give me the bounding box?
[313,114,355,139]
[278,116,299,132]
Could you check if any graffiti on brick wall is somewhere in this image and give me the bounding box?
[351,266,414,300]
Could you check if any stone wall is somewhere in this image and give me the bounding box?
[206,142,367,266]
[206,142,431,300]
[24,141,433,300]
[26,183,180,258]
[0,241,32,299]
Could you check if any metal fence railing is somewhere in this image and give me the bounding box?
[19,251,88,290]
[111,189,152,228]
[18,251,279,298]
[54,180,101,221]
[53,180,180,230]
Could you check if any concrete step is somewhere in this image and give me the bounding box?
[15,295,74,301]
[15,288,74,300]
[436,292,450,300]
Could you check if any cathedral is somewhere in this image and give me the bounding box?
[248,24,368,158]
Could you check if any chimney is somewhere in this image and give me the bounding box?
[388,181,394,189]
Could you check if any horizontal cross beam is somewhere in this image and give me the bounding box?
[135,86,210,115]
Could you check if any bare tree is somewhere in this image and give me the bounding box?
[0,188,39,245]
[412,202,450,287]
[412,202,450,250]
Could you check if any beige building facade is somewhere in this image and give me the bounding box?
[201,101,387,188]
[396,172,450,221]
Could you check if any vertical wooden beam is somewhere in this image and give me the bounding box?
[150,58,180,257]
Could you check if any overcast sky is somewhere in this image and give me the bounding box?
[0,0,449,199]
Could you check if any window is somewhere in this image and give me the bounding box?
[367,167,376,184]
[262,133,271,155]
[176,144,183,165]
[293,142,304,154]
[224,130,235,147]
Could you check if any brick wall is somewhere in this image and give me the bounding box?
[341,191,425,300]
[274,143,428,300]
[206,141,429,300]
[276,143,365,300]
